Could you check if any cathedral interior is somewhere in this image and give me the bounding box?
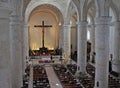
[0,0,120,88]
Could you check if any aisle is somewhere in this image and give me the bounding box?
[28,65,33,88]
[45,65,63,88]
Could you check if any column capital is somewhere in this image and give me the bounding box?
[24,23,29,27]
[10,15,21,20]
[90,23,95,27]
[63,24,71,27]
[10,15,22,25]
[77,21,88,30]
[88,23,96,28]
[62,24,71,30]
[95,16,112,25]
[77,21,88,26]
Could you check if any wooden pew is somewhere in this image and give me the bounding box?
[53,64,83,88]
[33,65,50,88]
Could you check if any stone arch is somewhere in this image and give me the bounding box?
[24,0,64,24]
[80,0,95,23]
[110,0,119,21]
[95,0,110,17]
[65,0,79,24]
[23,1,66,56]
[85,0,119,23]
[87,10,95,24]
[82,0,89,21]
[71,0,81,22]
[28,4,63,25]
[86,0,95,23]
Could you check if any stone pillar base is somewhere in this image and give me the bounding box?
[75,71,87,78]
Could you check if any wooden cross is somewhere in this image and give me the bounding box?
[34,21,52,48]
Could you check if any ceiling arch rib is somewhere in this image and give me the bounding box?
[25,0,67,23]
[28,4,64,25]
[72,0,81,21]
[110,0,119,21]
[66,0,79,25]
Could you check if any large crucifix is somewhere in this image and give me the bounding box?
[34,21,52,48]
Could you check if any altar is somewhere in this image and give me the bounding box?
[29,48,62,56]
[31,55,60,59]
[31,55,61,65]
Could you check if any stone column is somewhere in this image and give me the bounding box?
[90,24,95,62]
[0,7,11,88]
[23,23,29,72]
[58,25,63,49]
[9,15,23,88]
[94,16,111,88]
[62,24,71,64]
[77,21,87,75]
[112,21,120,74]
[20,22,24,76]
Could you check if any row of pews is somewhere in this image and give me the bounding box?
[33,65,50,88]
[67,64,94,88]
[67,63,120,88]
[22,62,120,88]
[67,64,77,75]
[86,63,120,88]
[53,64,83,88]
[109,75,120,88]
[86,63,95,78]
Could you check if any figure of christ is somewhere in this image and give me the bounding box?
[34,21,52,54]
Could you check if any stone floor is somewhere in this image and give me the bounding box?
[45,65,63,88]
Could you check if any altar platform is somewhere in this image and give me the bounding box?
[30,55,61,59]
[30,55,62,65]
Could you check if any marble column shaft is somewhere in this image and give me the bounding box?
[0,7,11,88]
[23,24,29,72]
[90,24,95,54]
[10,15,23,88]
[63,24,71,64]
[58,25,63,49]
[89,24,95,62]
[112,21,120,73]
[113,21,120,60]
[95,16,111,88]
[77,21,87,74]
[20,22,24,76]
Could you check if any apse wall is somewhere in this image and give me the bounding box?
[29,11,59,50]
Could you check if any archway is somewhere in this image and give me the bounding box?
[24,2,64,56]
[29,5,59,50]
